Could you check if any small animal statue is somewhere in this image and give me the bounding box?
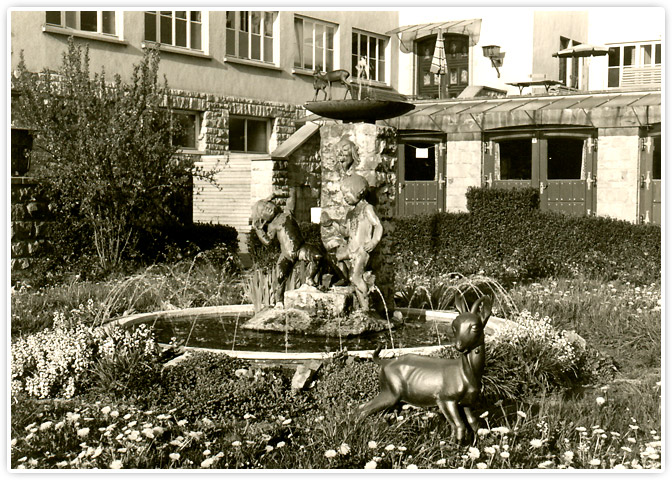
[359,294,492,443]
[356,56,369,81]
[313,69,352,101]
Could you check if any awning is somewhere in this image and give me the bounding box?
[271,123,320,159]
[387,19,482,54]
[552,44,609,58]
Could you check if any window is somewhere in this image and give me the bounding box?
[229,116,269,153]
[497,139,532,180]
[172,111,200,150]
[352,30,387,83]
[404,143,435,181]
[547,138,584,180]
[294,16,336,72]
[144,11,202,50]
[45,11,117,35]
[226,11,276,63]
[607,41,661,88]
[558,37,581,88]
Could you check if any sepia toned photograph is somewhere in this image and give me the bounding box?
[8,4,663,471]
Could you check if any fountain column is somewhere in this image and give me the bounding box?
[320,122,397,313]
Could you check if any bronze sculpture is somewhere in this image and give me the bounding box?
[312,69,352,101]
[251,199,322,306]
[333,174,383,311]
[359,294,492,443]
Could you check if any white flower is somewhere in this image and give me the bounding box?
[385,444,396,451]
[364,460,378,469]
[476,462,487,469]
[276,442,286,449]
[397,446,407,452]
[324,449,337,458]
[232,441,242,447]
[492,426,510,435]
[613,464,627,469]
[142,428,155,439]
[479,411,489,418]
[123,413,132,420]
[467,447,480,460]
[484,446,496,455]
[517,411,527,419]
[538,460,554,469]
[39,421,53,431]
[368,441,377,449]
[500,451,510,459]
[339,443,351,455]
[530,438,544,448]
[563,451,574,463]
[406,464,418,469]
[282,418,292,425]
[575,426,586,432]
[201,458,216,468]
[77,427,90,438]
[265,445,274,453]
[477,428,490,437]
[101,406,111,415]
[169,453,180,461]
[595,397,606,406]
[110,411,119,418]
[589,458,601,467]
[436,458,446,465]
[177,419,188,427]
[203,449,211,456]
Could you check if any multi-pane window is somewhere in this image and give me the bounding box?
[172,111,200,150]
[608,42,661,88]
[226,11,276,63]
[144,11,202,50]
[45,11,117,35]
[351,30,387,83]
[229,116,269,153]
[558,37,581,88]
[294,16,335,72]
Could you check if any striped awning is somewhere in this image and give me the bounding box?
[387,19,482,54]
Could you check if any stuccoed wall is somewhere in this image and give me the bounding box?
[319,122,397,312]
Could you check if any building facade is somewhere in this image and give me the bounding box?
[10,9,400,252]
[385,8,662,225]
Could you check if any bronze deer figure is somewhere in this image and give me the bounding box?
[359,294,492,443]
[312,69,352,101]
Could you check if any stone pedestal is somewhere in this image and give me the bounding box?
[319,123,397,314]
[242,284,389,337]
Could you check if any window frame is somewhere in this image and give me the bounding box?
[43,11,125,44]
[351,29,389,84]
[293,15,337,73]
[225,11,277,65]
[228,115,271,154]
[144,11,205,53]
[170,110,202,151]
[606,40,662,88]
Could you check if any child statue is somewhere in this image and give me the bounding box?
[335,136,358,175]
[334,174,383,311]
[251,199,322,307]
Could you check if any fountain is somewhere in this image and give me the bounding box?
[105,67,506,366]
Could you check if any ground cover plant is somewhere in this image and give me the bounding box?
[11,271,660,469]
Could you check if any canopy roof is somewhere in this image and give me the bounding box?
[387,19,482,53]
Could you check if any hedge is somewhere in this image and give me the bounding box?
[244,188,660,286]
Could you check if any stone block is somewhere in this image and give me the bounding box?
[11,221,32,240]
[11,204,26,221]
[291,361,321,391]
[11,241,28,257]
[284,284,354,319]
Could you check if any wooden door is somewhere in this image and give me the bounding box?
[483,134,538,191]
[639,127,662,224]
[397,140,446,216]
[539,134,597,216]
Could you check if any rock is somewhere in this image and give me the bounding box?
[284,284,354,319]
[291,361,321,391]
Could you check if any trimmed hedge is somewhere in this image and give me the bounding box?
[393,188,660,285]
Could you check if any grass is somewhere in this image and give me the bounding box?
[10,262,662,469]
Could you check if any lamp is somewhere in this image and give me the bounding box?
[482,45,505,78]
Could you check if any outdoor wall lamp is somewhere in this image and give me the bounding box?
[482,45,505,78]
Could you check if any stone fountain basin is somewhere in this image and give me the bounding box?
[104,304,507,366]
[305,99,415,122]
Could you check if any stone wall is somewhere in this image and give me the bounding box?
[445,140,482,213]
[11,177,54,275]
[287,131,322,223]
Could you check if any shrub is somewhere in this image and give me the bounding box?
[466,186,540,215]
[438,310,617,402]
[13,39,216,272]
[310,352,380,411]
[88,324,163,398]
[155,352,307,422]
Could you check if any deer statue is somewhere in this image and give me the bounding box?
[359,294,492,444]
[312,69,352,101]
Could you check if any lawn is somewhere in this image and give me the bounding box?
[10,258,662,470]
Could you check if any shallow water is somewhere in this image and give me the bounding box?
[144,313,454,353]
